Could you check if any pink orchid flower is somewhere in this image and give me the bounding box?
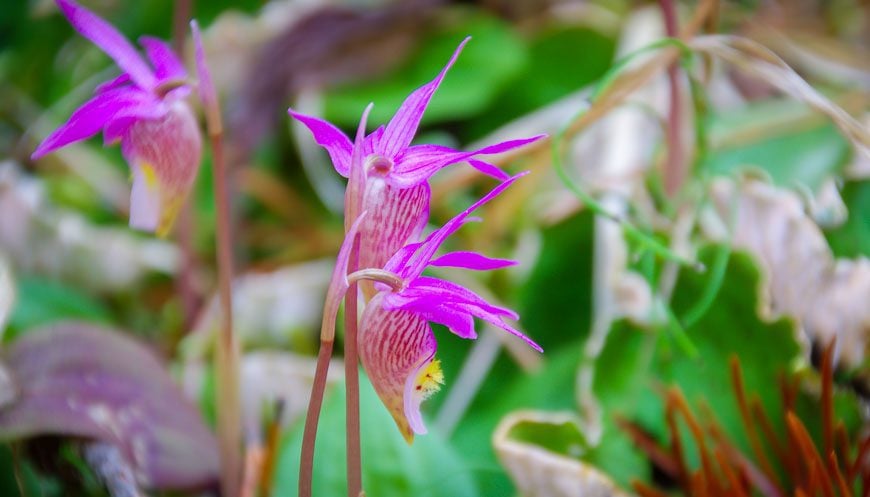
[289,38,545,272]
[358,173,542,442]
[32,0,202,237]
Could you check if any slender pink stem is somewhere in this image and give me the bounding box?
[299,339,335,497]
[659,0,686,197]
[345,242,362,497]
[211,132,242,497]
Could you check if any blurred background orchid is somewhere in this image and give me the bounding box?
[1,1,868,497]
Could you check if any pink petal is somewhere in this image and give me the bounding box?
[56,0,156,90]
[359,294,437,442]
[32,88,155,159]
[429,251,517,271]
[95,73,132,94]
[140,36,186,81]
[121,102,202,236]
[392,172,527,279]
[378,37,470,158]
[190,21,219,130]
[468,159,510,180]
[359,181,430,272]
[288,110,353,176]
[390,135,544,188]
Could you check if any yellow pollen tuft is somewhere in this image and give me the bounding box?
[414,359,444,400]
[140,162,158,188]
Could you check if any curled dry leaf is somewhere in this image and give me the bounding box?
[0,322,219,489]
[690,35,870,158]
[494,411,634,497]
[0,162,178,292]
[705,177,870,366]
[181,259,333,360]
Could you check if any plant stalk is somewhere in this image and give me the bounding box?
[344,246,362,497]
[210,130,242,497]
[299,339,334,497]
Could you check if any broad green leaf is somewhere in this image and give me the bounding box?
[323,8,527,128]
[703,99,851,190]
[272,377,480,497]
[467,25,616,139]
[6,276,111,341]
[825,180,870,258]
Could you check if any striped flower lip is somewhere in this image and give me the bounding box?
[359,173,542,442]
[31,0,203,236]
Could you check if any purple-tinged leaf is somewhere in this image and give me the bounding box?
[55,0,156,90]
[0,322,219,490]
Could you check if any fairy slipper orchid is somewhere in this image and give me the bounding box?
[289,38,545,272]
[32,0,202,237]
[358,173,542,442]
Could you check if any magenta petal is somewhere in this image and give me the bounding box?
[359,295,437,442]
[95,73,132,94]
[429,251,517,271]
[392,173,526,280]
[387,298,477,339]
[467,159,510,180]
[390,136,544,188]
[140,36,186,81]
[32,89,151,159]
[288,109,353,176]
[56,0,156,90]
[378,37,470,158]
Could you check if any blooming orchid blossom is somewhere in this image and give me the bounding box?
[32,0,202,236]
[289,38,545,272]
[357,173,542,442]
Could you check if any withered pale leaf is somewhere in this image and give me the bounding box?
[705,178,870,366]
[0,322,218,490]
[494,411,634,497]
[691,35,870,158]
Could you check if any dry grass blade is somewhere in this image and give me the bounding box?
[690,35,870,158]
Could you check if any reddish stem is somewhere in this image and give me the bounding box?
[345,243,362,497]
[658,0,687,196]
[299,340,335,497]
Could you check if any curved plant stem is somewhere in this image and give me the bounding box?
[299,339,334,497]
[193,25,241,497]
[345,254,362,497]
[211,129,242,497]
[659,0,686,196]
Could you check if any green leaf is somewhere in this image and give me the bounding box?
[323,8,527,128]
[272,377,480,497]
[6,276,111,341]
[467,25,615,138]
[825,180,870,258]
[703,100,851,190]
[587,248,803,486]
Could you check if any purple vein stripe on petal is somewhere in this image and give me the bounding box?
[140,36,186,81]
[429,251,517,271]
[32,89,145,159]
[392,135,544,187]
[56,0,156,90]
[288,109,353,176]
[398,172,527,280]
[379,36,470,158]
